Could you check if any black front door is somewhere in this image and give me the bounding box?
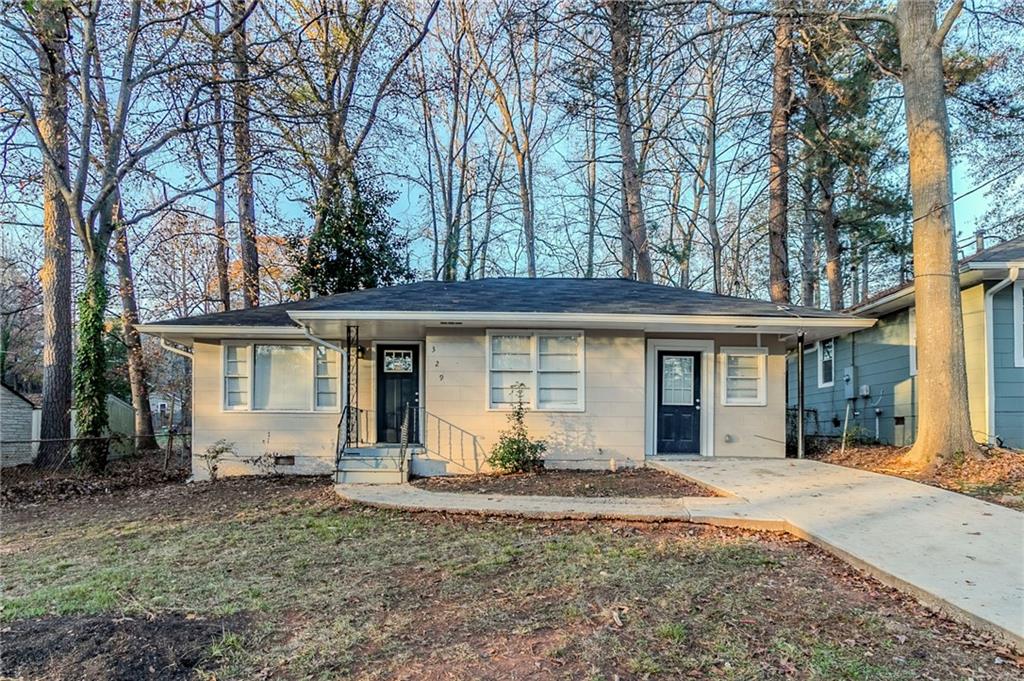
[376,345,420,444]
[656,351,701,454]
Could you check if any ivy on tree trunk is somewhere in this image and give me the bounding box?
[74,265,110,473]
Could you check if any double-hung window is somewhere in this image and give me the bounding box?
[223,343,341,412]
[720,347,767,406]
[817,338,835,387]
[488,331,584,410]
[224,344,249,409]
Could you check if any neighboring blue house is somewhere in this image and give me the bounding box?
[788,236,1024,449]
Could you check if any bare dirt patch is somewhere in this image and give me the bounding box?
[813,442,1024,510]
[0,613,247,681]
[410,467,718,497]
[1,453,189,509]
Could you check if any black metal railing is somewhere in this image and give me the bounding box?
[335,406,375,467]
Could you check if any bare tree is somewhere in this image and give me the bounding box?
[606,0,652,281]
[767,8,792,303]
[21,3,73,466]
[229,0,259,308]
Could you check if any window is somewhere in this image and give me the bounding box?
[720,347,767,406]
[661,355,694,405]
[223,343,341,412]
[817,339,835,387]
[908,307,918,376]
[224,344,249,409]
[254,345,313,410]
[1015,281,1024,368]
[315,346,340,409]
[487,331,584,410]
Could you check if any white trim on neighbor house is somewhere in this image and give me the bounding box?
[484,330,586,412]
[219,340,343,415]
[816,339,835,388]
[719,346,768,407]
[908,307,918,376]
[984,267,1020,443]
[644,339,715,458]
[1014,280,1024,368]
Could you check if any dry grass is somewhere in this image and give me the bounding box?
[410,467,717,498]
[814,443,1024,510]
[2,476,1020,680]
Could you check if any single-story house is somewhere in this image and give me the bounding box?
[137,278,873,482]
[787,236,1024,449]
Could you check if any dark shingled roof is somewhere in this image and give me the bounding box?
[146,278,859,328]
[960,235,1024,265]
[847,235,1024,313]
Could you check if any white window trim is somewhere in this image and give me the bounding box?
[908,307,918,376]
[1014,281,1024,368]
[816,339,835,388]
[221,341,342,414]
[222,341,251,411]
[720,346,768,407]
[485,329,585,412]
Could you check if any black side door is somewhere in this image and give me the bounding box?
[656,351,701,454]
[376,345,420,444]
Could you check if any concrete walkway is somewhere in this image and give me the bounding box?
[335,484,784,525]
[652,458,1024,650]
[336,458,1024,649]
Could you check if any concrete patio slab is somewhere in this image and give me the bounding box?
[651,458,1024,650]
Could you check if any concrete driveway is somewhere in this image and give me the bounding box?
[653,458,1024,650]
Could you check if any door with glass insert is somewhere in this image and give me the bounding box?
[656,351,701,454]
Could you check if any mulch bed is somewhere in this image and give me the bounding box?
[1,453,189,508]
[0,613,246,681]
[410,467,718,497]
[813,442,1024,510]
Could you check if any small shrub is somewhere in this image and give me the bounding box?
[487,383,546,474]
[202,439,234,481]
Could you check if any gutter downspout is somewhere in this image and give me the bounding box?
[984,267,1019,444]
[797,331,805,459]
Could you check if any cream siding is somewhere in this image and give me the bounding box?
[189,330,787,479]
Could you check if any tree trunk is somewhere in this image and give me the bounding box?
[821,163,841,310]
[34,4,73,468]
[897,0,977,464]
[585,101,597,278]
[703,54,721,294]
[211,7,231,311]
[74,252,110,474]
[515,153,536,277]
[112,220,157,451]
[618,180,634,278]
[607,0,652,282]
[800,169,817,307]
[768,10,793,303]
[230,0,259,308]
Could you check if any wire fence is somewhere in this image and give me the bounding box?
[1,431,192,474]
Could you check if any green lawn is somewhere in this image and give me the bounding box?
[1,477,1015,680]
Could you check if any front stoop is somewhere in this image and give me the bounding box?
[334,447,419,484]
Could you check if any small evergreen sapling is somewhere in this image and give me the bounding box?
[487,383,546,473]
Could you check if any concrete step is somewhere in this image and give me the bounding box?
[334,468,406,484]
[338,455,403,471]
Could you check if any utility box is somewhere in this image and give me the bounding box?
[843,366,856,399]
